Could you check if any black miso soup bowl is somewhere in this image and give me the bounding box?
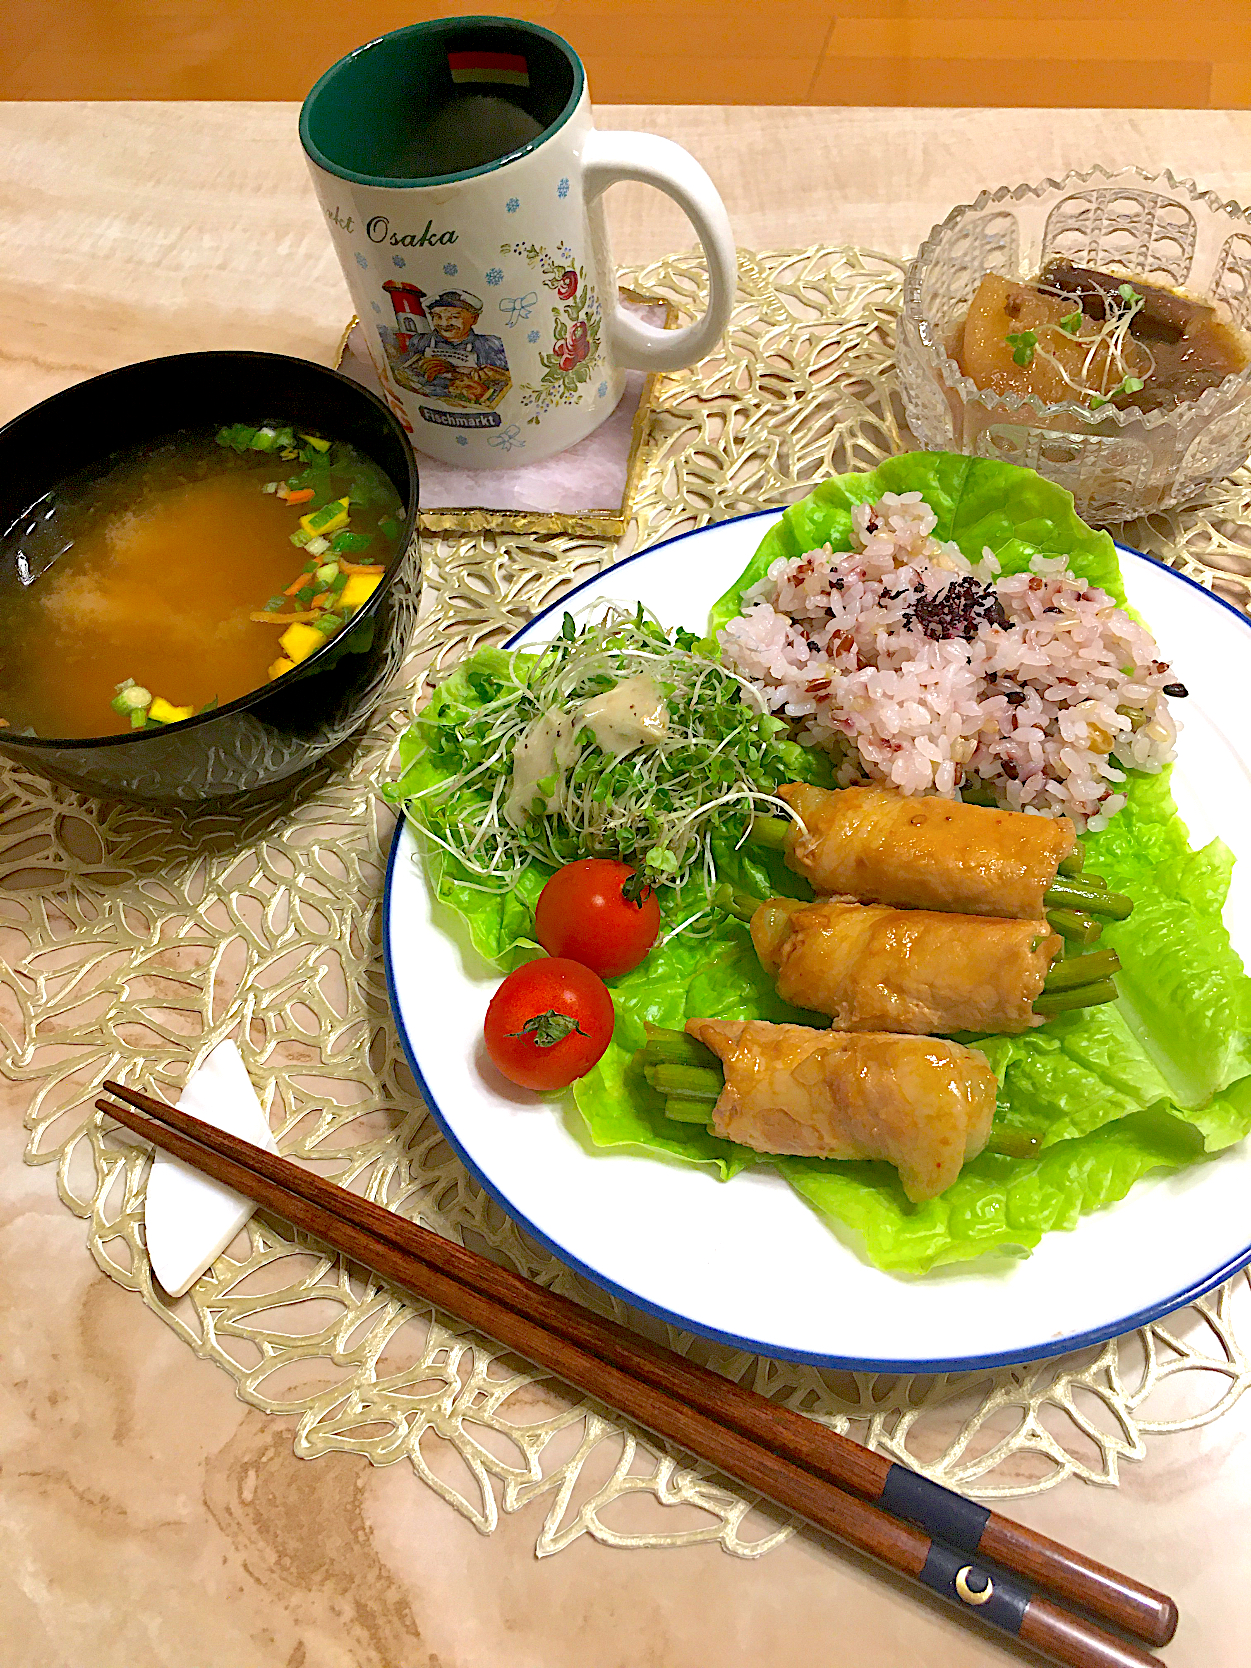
[0,351,419,808]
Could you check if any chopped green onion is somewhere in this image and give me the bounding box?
[110,679,152,716]
[305,534,331,557]
[296,587,315,606]
[315,562,339,584]
[216,423,258,452]
[314,612,344,633]
[302,497,351,534]
[264,596,286,611]
[331,531,374,555]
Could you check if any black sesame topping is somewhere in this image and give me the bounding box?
[1004,690,1028,706]
[833,578,845,591]
[1163,681,1189,698]
[910,576,1010,642]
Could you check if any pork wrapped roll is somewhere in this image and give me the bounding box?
[751,895,1061,1035]
[777,782,1077,919]
[684,1019,997,1202]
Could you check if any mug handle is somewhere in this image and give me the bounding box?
[580,131,736,373]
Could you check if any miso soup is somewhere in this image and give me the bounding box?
[0,423,405,740]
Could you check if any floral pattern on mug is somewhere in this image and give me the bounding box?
[503,240,603,421]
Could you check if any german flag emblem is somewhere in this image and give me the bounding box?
[448,51,530,87]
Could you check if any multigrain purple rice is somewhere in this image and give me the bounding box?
[719,491,1181,831]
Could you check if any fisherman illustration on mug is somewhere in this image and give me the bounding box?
[395,289,512,409]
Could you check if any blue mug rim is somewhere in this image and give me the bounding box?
[299,15,586,192]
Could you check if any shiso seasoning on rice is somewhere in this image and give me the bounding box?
[719,491,1183,831]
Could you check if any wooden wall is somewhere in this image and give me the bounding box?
[5,0,1250,105]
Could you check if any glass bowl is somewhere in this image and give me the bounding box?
[898,166,1251,522]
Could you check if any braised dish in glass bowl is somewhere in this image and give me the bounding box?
[898,166,1251,521]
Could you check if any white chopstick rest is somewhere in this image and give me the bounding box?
[142,1040,278,1297]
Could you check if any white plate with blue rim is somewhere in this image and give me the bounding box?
[384,508,1251,1371]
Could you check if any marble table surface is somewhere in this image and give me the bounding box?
[4,103,1251,1668]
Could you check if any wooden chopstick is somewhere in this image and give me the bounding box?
[99,1081,1173,1668]
[98,1078,1175,1648]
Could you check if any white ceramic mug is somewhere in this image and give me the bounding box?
[300,17,735,469]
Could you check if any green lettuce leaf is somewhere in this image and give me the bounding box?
[707,451,1124,637]
[776,1109,1205,1273]
[388,656,546,968]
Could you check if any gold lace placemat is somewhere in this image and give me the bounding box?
[8,245,1251,1559]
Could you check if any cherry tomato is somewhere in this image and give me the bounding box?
[483,957,615,1091]
[534,859,661,979]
